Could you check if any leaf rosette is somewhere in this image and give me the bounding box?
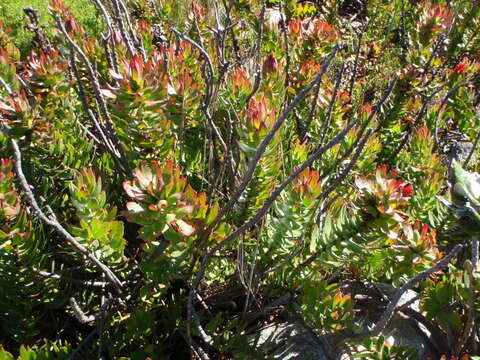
[123,161,216,246]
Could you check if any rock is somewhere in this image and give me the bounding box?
[448,142,476,164]
[250,282,439,359]
[251,321,338,360]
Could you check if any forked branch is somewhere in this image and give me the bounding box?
[339,244,463,344]
[11,139,123,293]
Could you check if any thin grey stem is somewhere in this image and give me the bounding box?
[0,74,14,98]
[245,5,266,105]
[180,332,211,360]
[90,0,119,72]
[116,0,146,59]
[11,139,123,292]
[339,244,463,344]
[170,28,229,157]
[205,44,340,235]
[33,268,109,287]
[109,0,136,57]
[170,28,214,106]
[69,297,113,324]
[321,129,372,200]
[67,327,98,360]
[55,15,131,177]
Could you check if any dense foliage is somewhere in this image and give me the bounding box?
[0,0,479,358]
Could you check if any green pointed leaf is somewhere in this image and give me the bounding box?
[310,224,321,252]
[0,346,14,360]
[109,221,124,241]
[91,218,107,239]
[238,141,257,153]
[206,202,219,224]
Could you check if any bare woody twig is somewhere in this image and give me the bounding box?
[170,27,230,159]
[278,2,291,91]
[0,75,14,98]
[90,0,119,73]
[33,268,109,287]
[400,307,449,355]
[320,129,372,200]
[11,139,123,292]
[347,22,367,99]
[423,23,455,76]
[109,0,136,57]
[15,74,34,97]
[69,297,113,324]
[170,27,215,110]
[355,76,398,143]
[204,44,340,236]
[388,84,444,163]
[116,0,147,60]
[307,62,345,144]
[221,0,241,63]
[187,112,359,350]
[338,244,463,344]
[55,15,131,177]
[192,310,214,346]
[69,54,123,162]
[245,5,266,105]
[90,0,114,34]
[180,332,211,360]
[55,16,111,129]
[67,327,98,360]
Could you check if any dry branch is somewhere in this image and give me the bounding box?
[33,268,109,287]
[55,15,131,177]
[69,297,113,324]
[11,139,124,292]
[205,44,341,235]
[339,244,463,344]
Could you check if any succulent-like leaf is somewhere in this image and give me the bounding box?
[451,160,480,206]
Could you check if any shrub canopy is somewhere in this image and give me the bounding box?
[0,0,479,358]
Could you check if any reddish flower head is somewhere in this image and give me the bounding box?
[263,53,278,74]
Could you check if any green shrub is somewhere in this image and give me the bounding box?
[0,0,479,358]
